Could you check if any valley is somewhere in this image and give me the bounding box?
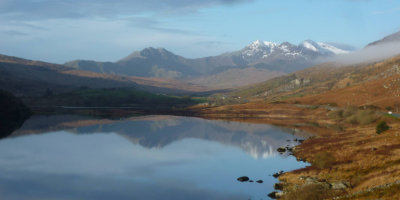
[1,26,400,199]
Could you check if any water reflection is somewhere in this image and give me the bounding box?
[0,115,310,200]
[12,115,309,159]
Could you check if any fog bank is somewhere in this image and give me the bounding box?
[324,42,400,66]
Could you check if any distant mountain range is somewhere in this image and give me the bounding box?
[65,40,352,88]
[1,30,399,98]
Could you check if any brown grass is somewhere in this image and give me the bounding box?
[282,183,338,200]
[195,55,400,199]
[313,151,336,169]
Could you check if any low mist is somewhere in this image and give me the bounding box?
[325,42,400,66]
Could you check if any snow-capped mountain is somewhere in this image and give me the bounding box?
[240,40,349,62]
[300,40,349,55]
[65,39,353,89]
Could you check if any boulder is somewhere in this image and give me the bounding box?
[268,191,283,199]
[237,176,249,182]
[330,181,348,190]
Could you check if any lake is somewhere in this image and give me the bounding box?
[0,115,310,200]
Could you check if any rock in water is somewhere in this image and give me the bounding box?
[268,192,277,199]
[237,176,250,182]
[267,191,283,199]
[277,147,286,153]
[273,171,284,178]
[256,180,263,183]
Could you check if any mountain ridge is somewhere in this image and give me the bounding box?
[65,39,351,88]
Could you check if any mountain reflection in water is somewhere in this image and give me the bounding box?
[12,115,310,159]
[0,115,310,200]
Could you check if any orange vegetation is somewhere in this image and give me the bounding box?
[194,56,400,199]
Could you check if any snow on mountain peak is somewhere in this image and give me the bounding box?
[249,40,277,48]
[316,42,349,55]
[300,40,350,55]
[300,40,318,52]
[243,40,278,58]
[241,40,351,61]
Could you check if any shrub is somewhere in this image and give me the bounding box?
[376,121,389,134]
[313,151,335,169]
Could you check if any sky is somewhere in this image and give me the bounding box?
[0,0,400,63]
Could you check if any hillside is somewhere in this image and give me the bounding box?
[367,31,400,47]
[292,57,400,109]
[190,67,285,89]
[195,54,400,200]
[0,54,211,97]
[224,54,400,110]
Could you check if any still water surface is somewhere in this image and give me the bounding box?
[0,115,310,200]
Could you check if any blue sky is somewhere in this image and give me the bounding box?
[0,0,400,63]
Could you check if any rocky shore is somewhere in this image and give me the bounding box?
[192,102,400,199]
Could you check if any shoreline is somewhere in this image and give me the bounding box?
[190,102,400,199]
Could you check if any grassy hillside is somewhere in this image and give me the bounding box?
[0,54,211,97]
[214,55,400,110]
[196,54,400,200]
[189,67,284,89]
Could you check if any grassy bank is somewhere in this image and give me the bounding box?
[192,101,400,199]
